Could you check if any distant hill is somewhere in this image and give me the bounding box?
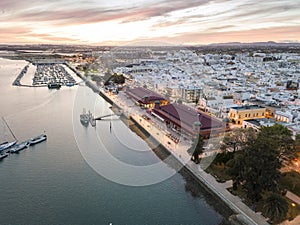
[208,41,300,47]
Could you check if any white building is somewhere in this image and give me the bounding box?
[275,110,293,123]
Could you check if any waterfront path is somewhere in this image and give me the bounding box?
[102,90,269,225]
[186,162,269,225]
[286,191,300,206]
[65,65,270,225]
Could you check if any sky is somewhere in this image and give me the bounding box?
[0,0,299,45]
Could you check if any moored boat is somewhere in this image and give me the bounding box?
[90,118,96,127]
[0,153,8,160]
[80,108,89,127]
[66,82,75,87]
[29,134,47,146]
[48,83,61,89]
[9,141,29,153]
[0,141,17,152]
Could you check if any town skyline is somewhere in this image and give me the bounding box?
[0,0,299,45]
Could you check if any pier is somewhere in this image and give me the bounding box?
[12,64,30,86]
[94,114,116,120]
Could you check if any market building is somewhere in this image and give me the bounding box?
[151,103,224,138]
[126,87,169,108]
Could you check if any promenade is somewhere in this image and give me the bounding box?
[65,61,270,225]
[104,90,269,225]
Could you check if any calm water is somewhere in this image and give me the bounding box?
[0,58,229,225]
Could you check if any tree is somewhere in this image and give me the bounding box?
[294,134,300,150]
[229,125,283,202]
[220,127,257,152]
[103,70,112,85]
[259,124,295,158]
[227,152,245,190]
[263,193,288,223]
[190,135,204,164]
[104,73,126,86]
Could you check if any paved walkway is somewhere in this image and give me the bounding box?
[286,191,300,205]
[101,89,269,225]
[280,215,300,225]
[281,190,300,224]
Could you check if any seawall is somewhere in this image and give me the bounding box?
[67,62,269,225]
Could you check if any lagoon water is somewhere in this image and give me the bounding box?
[0,58,229,225]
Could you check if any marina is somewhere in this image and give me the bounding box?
[32,64,76,87]
[12,62,78,88]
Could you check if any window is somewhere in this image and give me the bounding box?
[262,112,264,116]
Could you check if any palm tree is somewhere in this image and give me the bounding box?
[263,193,288,223]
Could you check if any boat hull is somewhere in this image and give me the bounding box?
[29,134,47,146]
[10,142,28,153]
[0,141,17,152]
[0,153,8,160]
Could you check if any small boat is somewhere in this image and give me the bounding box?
[0,141,17,152]
[9,141,29,153]
[29,134,47,146]
[48,83,61,89]
[80,109,89,127]
[90,118,96,127]
[0,153,8,160]
[66,82,74,87]
[88,110,96,127]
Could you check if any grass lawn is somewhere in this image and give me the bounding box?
[205,163,232,182]
[280,171,300,196]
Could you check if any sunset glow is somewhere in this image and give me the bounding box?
[0,0,299,45]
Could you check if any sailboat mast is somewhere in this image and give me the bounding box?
[2,117,17,141]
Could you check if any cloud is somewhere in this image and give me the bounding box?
[1,0,212,26]
[0,25,81,44]
[0,0,299,44]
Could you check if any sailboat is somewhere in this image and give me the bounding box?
[0,141,17,152]
[0,117,17,157]
[9,141,29,153]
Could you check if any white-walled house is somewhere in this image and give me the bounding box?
[275,110,293,123]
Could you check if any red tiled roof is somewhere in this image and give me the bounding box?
[152,103,223,134]
[126,87,166,104]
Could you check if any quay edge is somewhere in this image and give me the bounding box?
[67,62,269,225]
